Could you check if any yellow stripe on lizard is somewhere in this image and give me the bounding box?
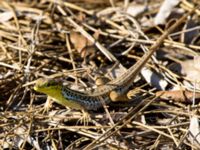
[34,79,85,110]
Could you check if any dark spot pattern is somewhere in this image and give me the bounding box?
[61,87,111,110]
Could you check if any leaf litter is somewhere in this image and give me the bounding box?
[0,0,200,149]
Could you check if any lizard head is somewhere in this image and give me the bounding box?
[34,78,62,96]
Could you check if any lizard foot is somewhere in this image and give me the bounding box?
[39,96,53,114]
[77,110,91,126]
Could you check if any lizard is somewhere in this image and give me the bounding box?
[34,11,190,112]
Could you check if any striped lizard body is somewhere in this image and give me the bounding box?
[34,79,110,110]
[34,11,191,110]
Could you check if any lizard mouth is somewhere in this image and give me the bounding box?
[34,78,49,90]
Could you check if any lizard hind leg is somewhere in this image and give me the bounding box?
[109,90,130,102]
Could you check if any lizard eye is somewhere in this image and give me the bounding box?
[44,80,57,87]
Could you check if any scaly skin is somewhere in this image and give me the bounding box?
[34,79,85,110]
[34,10,188,110]
[34,79,110,110]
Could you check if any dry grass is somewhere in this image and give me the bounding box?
[0,0,200,149]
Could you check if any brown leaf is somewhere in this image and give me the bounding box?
[169,58,200,82]
[80,46,95,58]
[93,30,100,41]
[77,12,86,22]
[70,31,88,53]
[156,90,200,103]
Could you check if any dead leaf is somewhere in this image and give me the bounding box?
[70,31,101,59]
[169,57,200,86]
[156,90,200,103]
[126,3,147,17]
[77,12,86,22]
[93,30,100,41]
[188,116,200,147]
[0,11,13,22]
[141,67,168,90]
[154,0,180,25]
[80,46,95,58]
[70,31,88,53]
